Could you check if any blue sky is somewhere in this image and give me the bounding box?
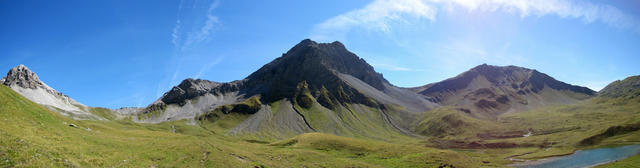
[1,0,639,108]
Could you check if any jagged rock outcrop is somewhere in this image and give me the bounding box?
[1,65,102,120]
[1,64,44,89]
[161,78,221,105]
[412,64,595,119]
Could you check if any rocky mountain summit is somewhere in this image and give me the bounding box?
[1,64,46,89]
[1,65,102,120]
[412,64,595,119]
[160,78,222,105]
[244,39,389,102]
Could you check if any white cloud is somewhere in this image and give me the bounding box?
[310,0,637,86]
[312,0,639,40]
[311,0,436,41]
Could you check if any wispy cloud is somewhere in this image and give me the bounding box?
[173,0,220,52]
[171,20,181,47]
[157,0,222,98]
[311,0,640,40]
[194,56,223,79]
[171,0,186,48]
[181,1,220,51]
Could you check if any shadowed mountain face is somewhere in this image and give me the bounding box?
[243,39,396,109]
[411,64,596,119]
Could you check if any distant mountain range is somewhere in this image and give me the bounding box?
[2,39,638,139]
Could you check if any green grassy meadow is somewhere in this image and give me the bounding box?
[1,84,639,167]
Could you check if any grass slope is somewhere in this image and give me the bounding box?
[2,81,639,167]
[462,97,639,161]
[596,154,640,168]
[406,95,640,164]
[0,85,495,167]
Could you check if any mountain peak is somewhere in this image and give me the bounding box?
[422,64,595,95]
[285,39,348,59]
[468,64,531,75]
[245,39,388,102]
[292,39,344,50]
[328,41,345,48]
[2,64,45,89]
[414,64,595,118]
[295,39,317,47]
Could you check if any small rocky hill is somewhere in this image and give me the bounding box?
[598,75,640,99]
